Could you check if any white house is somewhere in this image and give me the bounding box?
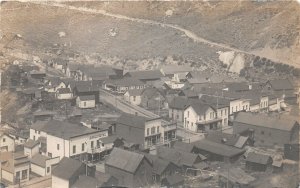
[76,95,96,109]
[56,88,73,100]
[30,120,109,160]
[184,102,221,132]
[30,154,60,177]
[23,139,40,158]
[123,89,143,105]
[0,133,15,152]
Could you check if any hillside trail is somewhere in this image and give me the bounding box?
[31,2,250,52]
[31,1,295,66]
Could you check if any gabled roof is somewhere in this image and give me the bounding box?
[52,157,84,180]
[144,154,175,175]
[30,153,50,168]
[268,79,294,91]
[31,120,100,140]
[78,95,95,101]
[246,152,271,165]
[168,96,189,110]
[173,141,196,153]
[24,139,39,149]
[225,82,250,92]
[160,65,193,75]
[219,168,256,185]
[105,148,149,173]
[234,112,298,131]
[75,81,100,92]
[142,87,165,99]
[116,113,153,129]
[156,146,205,167]
[193,139,245,158]
[125,70,164,80]
[186,101,214,115]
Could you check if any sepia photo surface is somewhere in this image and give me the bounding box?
[0,1,299,188]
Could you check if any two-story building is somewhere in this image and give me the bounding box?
[233,112,299,147]
[0,133,15,152]
[29,120,109,161]
[115,113,176,149]
[183,101,222,132]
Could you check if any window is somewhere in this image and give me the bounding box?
[187,111,189,118]
[231,107,234,113]
[97,140,100,148]
[191,122,193,127]
[133,96,136,101]
[147,128,149,136]
[91,141,94,149]
[57,144,60,150]
[35,130,37,133]
[73,145,76,154]
[84,102,86,107]
[225,109,227,115]
[38,131,41,134]
[221,110,223,116]
[235,106,238,111]
[33,136,36,141]
[47,167,50,173]
[3,138,5,142]
[21,169,28,180]
[48,152,52,158]
[151,127,155,134]
[157,127,160,133]
[176,114,179,119]
[16,171,20,181]
[82,143,85,151]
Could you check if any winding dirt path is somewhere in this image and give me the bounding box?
[32,2,250,55]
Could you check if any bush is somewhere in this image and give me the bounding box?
[292,68,300,77]
[239,68,247,77]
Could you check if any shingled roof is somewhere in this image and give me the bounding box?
[156,146,206,167]
[193,139,245,158]
[31,120,100,140]
[268,79,294,91]
[234,112,298,131]
[246,152,271,165]
[105,148,150,173]
[125,70,164,80]
[116,113,154,129]
[52,157,84,180]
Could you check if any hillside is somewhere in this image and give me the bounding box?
[0,1,299,74]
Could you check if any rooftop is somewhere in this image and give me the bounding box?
[234,112,298,131]
[105,148,148,173]
[116,113,156,129]
[125,70,164,80]
[246,152,271,165]
[78,95,95,101]
[156,146,206,167]
[52,157,84,180]
[219,168,256,185]
[268,79,294,91]
[30,153,50,168]
[106,77,145,87]
[23,139,39,149]
[193,139,245,157]
[160,65,193,75]
[31,120,100,140]
[168,96,189,110]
